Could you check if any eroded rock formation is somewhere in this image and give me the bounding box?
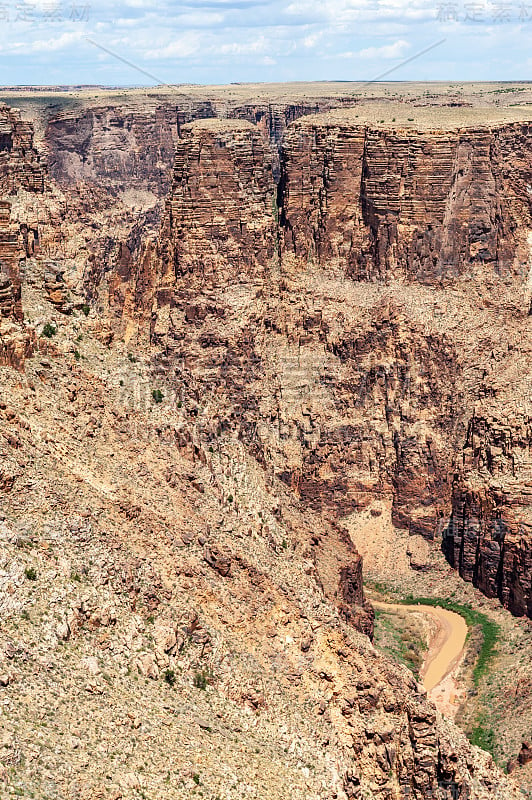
[162,119,277,281]
[43,96,353,195]
[19,95,531,619]
[0,103,44,194]
[100,109,532,620]
[0,107,44,367]
[1,90,532,798]
[445,409,532,617]
[280,114,532,286]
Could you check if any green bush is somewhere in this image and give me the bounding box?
[193,670,211,690]
[152,389,164,404]
[194,671,207,690]
[81,304,90,316]
[24,567,37,581]
[42,323,56,338]
[470,719,495,754]
[163,669,176,687]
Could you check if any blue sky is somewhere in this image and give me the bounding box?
[0,0,531,85]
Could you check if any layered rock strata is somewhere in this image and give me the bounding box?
[0,104,44,194]
[43,98,350,196]
[444,408,532,617]
[0,96,531,796]
[280,114,532,287]
[37,103,532,620]
[162,119,277,281]
[0,106,44,367]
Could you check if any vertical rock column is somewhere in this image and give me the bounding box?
[279,117,367,263]
[0,201,33,369]
[0,104,44,194]
[445,413,532,617]
[161,118,278,287]
[106,118,278,344]
[0,105,44,369]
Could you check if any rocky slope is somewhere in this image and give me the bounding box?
[0,347,517,800]
[1,87,532,798]
[44,95,532,619]
[122,106,532,617]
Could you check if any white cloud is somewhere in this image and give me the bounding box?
[303,32,322,48]
[145,33,203,58]
[12,30,84,53]
[220,35,269,55]
[357,39,411,58]
[0,0,530,84]
[173,12,225,26]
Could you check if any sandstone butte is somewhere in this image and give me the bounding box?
[0,83,532,799]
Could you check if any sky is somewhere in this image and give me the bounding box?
[0,0,531,86]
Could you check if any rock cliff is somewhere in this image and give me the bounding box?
[0,200,34,369]
[0,103,44,194]
[444,404,532,617]
[280,113,532,287]
[0,106,44,368]
[20,95,532,618]
[101,108,532,621]
[41,95,353,197]
[276,112,532,616]
[1,89,532,798]
[150,113,532,524]
[162,119,277,281]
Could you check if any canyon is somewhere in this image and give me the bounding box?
[1,82,532,798]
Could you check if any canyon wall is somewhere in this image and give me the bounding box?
[0,103,44,194]
[1,95,532,797]
[162,119,277,281]
[112,118,463,543]
[141,112,532,541]
[276,112,532,617]
[28,97,532,619]
[280,114,532,286]
[42,97,351,196]
[0,99,525,799]
[46,103,180,196]
[444,407,532,617]
[0,105,44,368]
[0,200,33,369]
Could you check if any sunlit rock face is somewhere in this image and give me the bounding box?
[0,91,531,799]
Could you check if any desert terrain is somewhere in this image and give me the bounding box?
[1,82,532,799]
